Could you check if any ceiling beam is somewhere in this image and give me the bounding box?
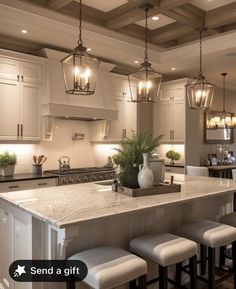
[48,0,72,10]
[106,4,161,30]
[206,2,236,28]
[106,0,193,30]
[151,22,193,43]
[163,4,205,28]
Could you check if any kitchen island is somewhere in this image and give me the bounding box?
[1,174,236,289]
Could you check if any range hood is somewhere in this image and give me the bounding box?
[42,103,118,121]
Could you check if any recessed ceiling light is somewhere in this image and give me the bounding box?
[87,48,92,51]
[152,16,159,21]
[134,60,139,64]
[171,67,176,71]
[21,29,28,34]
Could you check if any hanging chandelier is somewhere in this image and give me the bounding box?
[61,0,100,95]
[207,73,236,129]
[128,5,162,103]
[186,28,215,110]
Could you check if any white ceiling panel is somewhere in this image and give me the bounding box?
[78,0,128,12]
[191,0,236,11]
[136,14,176,30]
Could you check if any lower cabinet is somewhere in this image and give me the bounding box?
[0,202,32,289]
[0,178,58,193]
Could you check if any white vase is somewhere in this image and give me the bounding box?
[3,165,15,176]
[138,153,154,189]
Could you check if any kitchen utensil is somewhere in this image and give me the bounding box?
[33,155,37,164]
[41,157,47,165]
[38,155,44,164]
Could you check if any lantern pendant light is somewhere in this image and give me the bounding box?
[61,0,100,95]
[128,5,162,103]
[186,28,215,110]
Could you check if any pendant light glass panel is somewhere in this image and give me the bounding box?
[128,6,162,103]
[186,76,214,110]
[61,0,99,95]
[61,48,99,95]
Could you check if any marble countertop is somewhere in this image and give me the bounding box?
[1,174,236,228]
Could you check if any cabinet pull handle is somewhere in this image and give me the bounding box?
[165,169,172,172]
[17,124,19,137]
[21,75,24,82]
[170,130,172,139]
[17,75,20,81]
[122,129,126,139]
[172,130,174,139]
[21,124,23,137]
[38,182,48,186]
[8,185,19,189]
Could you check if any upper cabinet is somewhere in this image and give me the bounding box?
[154,79,188,144]
[0,53,44,141]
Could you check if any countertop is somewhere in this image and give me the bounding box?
[208,165,236,171]
[0,173,58,183]
[1,174,236,228]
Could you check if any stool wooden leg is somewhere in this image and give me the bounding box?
[175,262,182,287]
[129,279,136,289]
[200,244,207,275]
[232,241,236,289]
[208,247,216,289]
[189,255,197,289]
[138,274,147,289]
[219,246,226,269]
[159,265,168,289]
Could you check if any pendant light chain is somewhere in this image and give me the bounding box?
[199,29,203,77]
[222,73,227,113]
[144,7,149,63]
[78,0,83,47]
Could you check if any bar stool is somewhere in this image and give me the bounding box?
[177,219,236,289]
[130,233,198,289]
[66,246,147,289]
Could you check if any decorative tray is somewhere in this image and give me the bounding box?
[112,183,181,197]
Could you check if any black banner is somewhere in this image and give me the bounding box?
[9,260,88,282]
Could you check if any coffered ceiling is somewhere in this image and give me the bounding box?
[0,0,235,89]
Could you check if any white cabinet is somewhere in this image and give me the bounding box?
[0,208,14,289]
[0,55,43,141]
[0,201,32,289]
[0,178,58,193]
[110,74,137,140]
[154,80,186,143]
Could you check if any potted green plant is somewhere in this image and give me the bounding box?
[112,132,162,189]
[166,150,181,165]
[0,151,17,176]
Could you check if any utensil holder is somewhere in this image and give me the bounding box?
[32,164,42,174]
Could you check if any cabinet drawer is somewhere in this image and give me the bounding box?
[0,178,58,193]
[165,166,185,174]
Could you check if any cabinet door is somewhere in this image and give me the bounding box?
[110,99,125,140]
[0,209,14,289]
[21,83,41,140]
[160,86,172,101]
[160,100,173,142]
[0,79,20,140]
[173,99,185,142]
[172,85,185,100]
[0,57,19,81]
[21,61,42,84]
[124,99,137,138]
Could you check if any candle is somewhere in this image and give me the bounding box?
[138,82,143,95]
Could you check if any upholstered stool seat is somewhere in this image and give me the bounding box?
[177,219,236,247]
[221,212,236,227]
[130,233,198,289]
[130,233,197,267]
[177,219,236,289]
[67,246,147,289]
